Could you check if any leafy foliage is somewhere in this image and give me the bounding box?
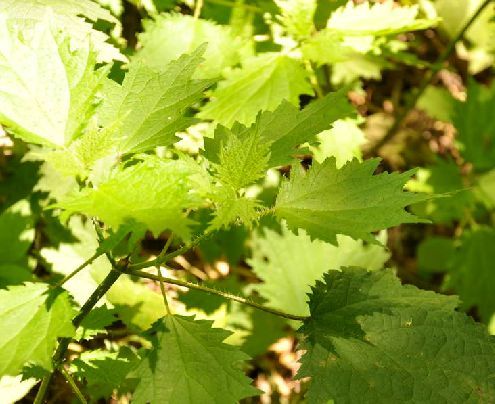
[57,155,210,239]
[0,283,75,376]
[135,13,250,78]
[0,1,494,402]
[132,316,259,403]
[99,46,214,153]
[199,53,313,126]
[298,268,495,403]
[249,225,389,317]
[275,158,428,244]
[0,19,106,147]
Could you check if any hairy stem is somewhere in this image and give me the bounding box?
[126,268,309,321]
[34,269,122,404]
[370,0,493,154]
[60,366,87,404]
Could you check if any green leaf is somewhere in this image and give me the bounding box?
[132,315,259,403]
[274,0,316,39]
[417,236,455,275]
[275,158,428,244]
[452,80,495,171]
[205,89,354,168]
[99,47,213,154]
[72,348,138,398]
[199,53,313,127]
[301,29,354,65]
[298,268,495,403]
[326,1,438,36]
[0,374,38,404]
[406,159,473,223]
[0,0,124,63]
[0,19,107,147]
[249,225,389,317]
[311,118,366,167]
[446,228,495,322]
[135,13,250,79]
[57,155,210,239]
[209,188,262,231]
[0,283,76,376]
[417,85,455,122]
[76,305,117,340]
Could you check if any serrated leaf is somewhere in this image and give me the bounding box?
[209,188,261,231]
[298,268,495,403]
[132,315,259,403]
[275,158,428,244]
[0,283,76,376]
[135,13,250,79]
[446,228,495,322]
[205,89,354,168]
[0,19,107,147]
[57,155,210,239]
[76,305,117,340]
[72,348,138,398]
[0,0,124,63]
[99,47,214,154]
[326,0,437,36]
[249,225,389,317]
[275,0,316,39]
[0,374,38,404]
[199,53,313,127]
[453,79,495,171]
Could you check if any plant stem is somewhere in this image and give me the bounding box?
[129,230,212,271]
[194,0,204,19]
[126,268,309,321]
[60,366,87,404]
[34,269,123,404]
[52,251,102,289]
[369,0,493,154]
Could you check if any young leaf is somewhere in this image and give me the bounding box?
[135,13,250,79]
[0,19,107,147]
[249,225,389,317]
[0,283,75,376]
[57,155,210,240]
[274,0,317,39]
[199,53,313,127]
[275,158,428,244]
[98,47,214,153]
[205,89,354,168]
[298,268,495,403]
[0,0,124,62]
[132,316,259,403]
[445,227,495,322]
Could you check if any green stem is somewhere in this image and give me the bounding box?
[126,268,308,321]
[60,366,87,404]
[52,251,102,289]
[369,0,493,154]
[129,230,212,271]
[34,269,122,404]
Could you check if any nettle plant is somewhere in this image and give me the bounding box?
[1,0,495,403]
